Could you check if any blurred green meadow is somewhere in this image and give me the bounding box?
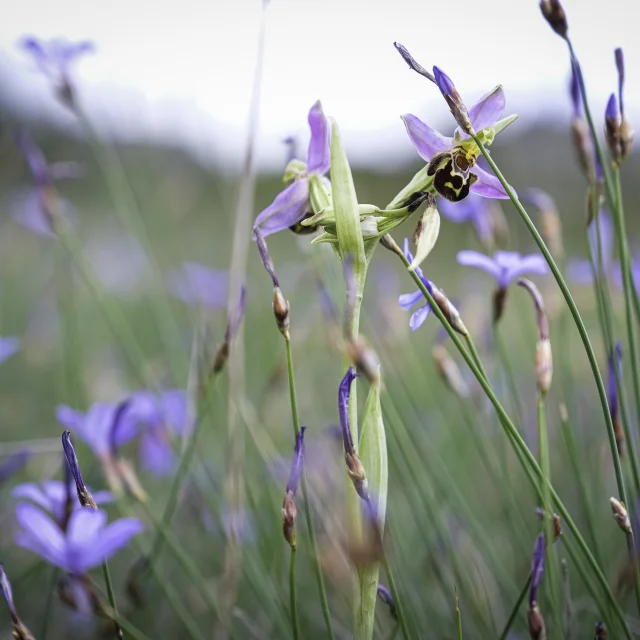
[1,100,640,640]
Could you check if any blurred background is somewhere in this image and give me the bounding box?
[1,0,640,638]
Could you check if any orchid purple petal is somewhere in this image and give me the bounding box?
[458,250,548,289]
[339,367,358,454]
[606,93,619,121]
[409,305,431,331]
[398,290,423,310]
[20,37,94,79]
[469,165,512,199]
[306,101,330,174]
[457,250,503,281]
[530,532,546,606]
[433,66,456,99]
[400,114,452,161]
[285,427,306,495]
[253,179,310,238]
[468,86,505,132]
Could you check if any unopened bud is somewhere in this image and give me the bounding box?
[540,0,568,39]
[431,286,468,336]
[611,497,632,533]
[614,415,625,458]
[212,342,229,374]
[535,339,553,395]
[433,66,474,135]
[282,491,297,550]
[346,337,380,386]
[345,451,369,502]
[571,118,595,181]
[493,287,508,323]
[595,622,608,639]
[273,286,290,339]
[605,94,623,165]
[620,118,634,159]
[528,603,547,640]
[432,345,470,398]
[535,508,562,540]
[379,234,402,256]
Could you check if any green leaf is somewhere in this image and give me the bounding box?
[329,118,366,280]
[355,369,388,640]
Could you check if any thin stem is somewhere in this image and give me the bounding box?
[499,573,531,640]
[455,587,463,640]
[612,169,640,488]
[100,606,153,640]
[284,336,335,640]
[39,566,58,640]
[471,136,632,543]
[102,561,124,640]
[392,241,631,637]
[289,547,300,640]
[464,334,488,382]
[494,327,524,426]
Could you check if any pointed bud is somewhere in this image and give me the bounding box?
[62,430,97,509]
[393,42,435,83]
[535,508,562,541]
[493,286,508,323]
[518,279,552,395]
[431,285,468,336]
[540,0,568,39]
[605,93,623,165]
[572,118,596,181]
[0,565,35,640]
[433,66,474,135]
[611,497,632,533]
[432,345,470,398]
[273,286,290,340]
[528,604,547,640]
[595,622,608,639]
[282,427,305,550]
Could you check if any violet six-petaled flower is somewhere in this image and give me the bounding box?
[253,101,330,237]
[15,503,142,575]
[398,238,435,331]
[166,262,228,311]
[457,250,549,289]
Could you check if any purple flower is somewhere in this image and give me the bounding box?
[567,211,614,285]
[253,101,330,237]
[457,250,549,289]
[569,61,582,118]
[62,430,98,509]
[15,503,142,574]
[56,401,138,460]
[0,337,20,365]
[167,262,228,310]
[530,532,545,606]
[613,257,640,294]
[401,84,515,201]
[616,48,626,117]
[377,584,397,619]
[12,481,112,525]
[0,565,32,638]
[438,194,493,245]
[398,238,435,330]
[125,389,189,475]
[339,367,359,456]
[11,129,80,236]
[0,451,30,485]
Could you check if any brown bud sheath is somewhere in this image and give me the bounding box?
[273,286,290,339]
[346,337,380,386]
[282,491,297,550]
[528,603,547,639]
[540,0,568,39]
[432,345,470,398]
[431,286,469,336]
[611,497,632,533]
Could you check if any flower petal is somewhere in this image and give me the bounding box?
[15,503,66,568]
[67,508,107,548]
[400,114,452,162]
[470,166,514,200]
[139,432,175,476]
[468,86,505,132]
[166,262,228,310]
[253,179,310,238]
[505,255,549,283]
[12,483,49,510]
[306,101,330,175]
[78,518,143,571]
[0,337,20,365]
[398,290,423,310]
[409,305,430,331]
[437,198,476,223]
[567,259,594,285]
[457,250,502,281]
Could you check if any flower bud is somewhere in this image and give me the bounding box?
[393,42,436,82]
[62,430,97,509]
[535,339,553,396]
[282,491,297,550]
[620,118,634,160]
[571,118,595,181]
[605,94,623,165]
[346,337,381,386]
[595,622,608,639]
[535,508,562,541]
[273,286,290,340]
[433,66,474,135]
[432,345,470,398]
[611,497,632,533]
[493,286,508,323]
[540,0,568,39]
[528,603,547,640]
[431,286,468,336]
[377,584,397,620]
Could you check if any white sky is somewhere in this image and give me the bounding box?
[0,0,636,169]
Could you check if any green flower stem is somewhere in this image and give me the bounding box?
[498,572,531,640]
[102,560,124,639]
[537,395,561,634]
[145,378,219,567]
[463,334,488,382]
[289,547,300,640]
[493,327,524,426]
[100,605,153,640]
[612,169,640,482]
[285,336,335,640]
[39,566,58,640]
[455,587,463,640]
[391,237,632,638]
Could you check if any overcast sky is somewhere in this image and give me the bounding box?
[0,0,636,169]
